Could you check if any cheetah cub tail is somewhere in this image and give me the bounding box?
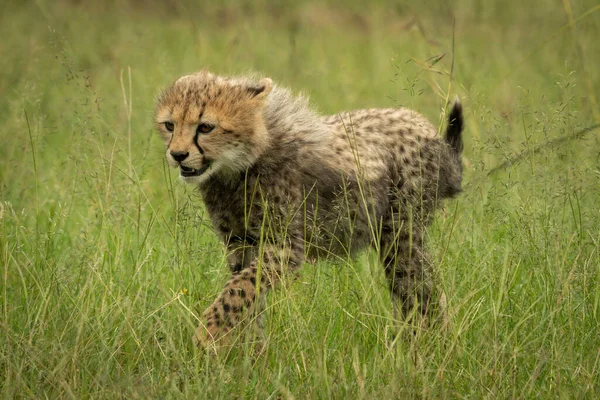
[445,97,464,157]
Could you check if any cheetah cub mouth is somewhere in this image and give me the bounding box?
[180,162,211,178]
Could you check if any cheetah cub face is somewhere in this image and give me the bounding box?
[155,71,273,184]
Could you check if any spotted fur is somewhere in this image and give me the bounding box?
[154,71,464,347]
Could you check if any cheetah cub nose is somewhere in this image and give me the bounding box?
[170,151,189,162]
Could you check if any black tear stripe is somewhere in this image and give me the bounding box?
[193,130,205,155]
[194,136,205,155]
[194,110,206,154]
[166,108,175,147]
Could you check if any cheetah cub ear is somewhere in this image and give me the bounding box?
[246,78,273,100]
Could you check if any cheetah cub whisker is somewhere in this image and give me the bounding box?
[155,70,464,348]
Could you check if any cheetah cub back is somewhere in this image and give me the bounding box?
[155,70,464,348]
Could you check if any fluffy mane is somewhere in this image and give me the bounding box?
[263,85,330,146]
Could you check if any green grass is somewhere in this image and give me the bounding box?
[1,0,600,397]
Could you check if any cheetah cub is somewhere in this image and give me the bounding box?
[155,71,464,348]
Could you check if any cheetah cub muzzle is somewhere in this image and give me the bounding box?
[155,70,464,349]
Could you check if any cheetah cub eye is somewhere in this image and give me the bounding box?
[164,121,174,132]
[196,123,214,134]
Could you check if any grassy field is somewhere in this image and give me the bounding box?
[1,0,600,397]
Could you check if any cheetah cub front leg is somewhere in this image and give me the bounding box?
[193,263,268,348]
[194,241,302,349]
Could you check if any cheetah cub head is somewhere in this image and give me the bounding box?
[155,71,273,184]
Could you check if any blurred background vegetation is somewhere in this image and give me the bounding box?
[1,0,599,398]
